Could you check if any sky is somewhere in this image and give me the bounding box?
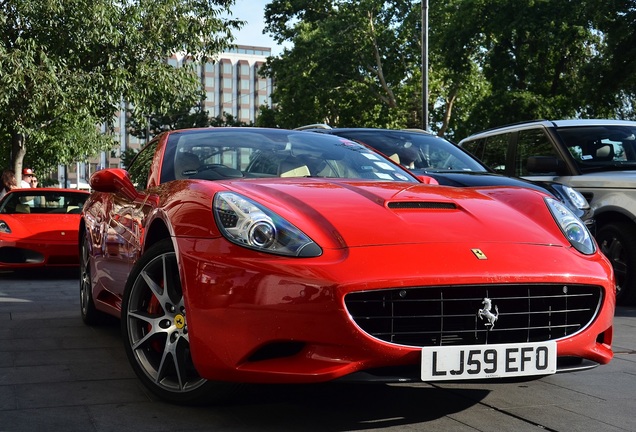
[229,0,286,55]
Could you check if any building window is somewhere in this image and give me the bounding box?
[222,62,232,75]
[240,80,250,90]
[223,77,233,89]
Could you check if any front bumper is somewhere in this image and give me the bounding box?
[176,238,615,384]
[0,239,79,268]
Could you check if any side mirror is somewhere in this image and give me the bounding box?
[526,156,564,175]
[90,169,139,200]
[417,175,439,185]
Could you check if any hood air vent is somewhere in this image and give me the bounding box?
[387,202,457,210]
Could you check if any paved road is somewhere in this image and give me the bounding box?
[1,270,635,432]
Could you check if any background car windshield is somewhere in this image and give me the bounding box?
[557,125,636,171]
[0,191,87,214]
[335,130,487,172]
[161,129,419,182]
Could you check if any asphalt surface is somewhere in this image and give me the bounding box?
[1,269,635,432]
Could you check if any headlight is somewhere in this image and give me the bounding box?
[213,192,322,257]
[0,220,10,234]
[550,184,589,211]
[545,197,595,255]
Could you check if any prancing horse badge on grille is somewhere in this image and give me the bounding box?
[478,298,499,329]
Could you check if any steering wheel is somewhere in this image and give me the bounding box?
[193,164,244,179]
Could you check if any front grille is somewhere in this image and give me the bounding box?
[344,284,602,347]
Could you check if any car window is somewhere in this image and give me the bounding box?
[516,129,561,176]
[159,129,419,182]
[128,141,158,191]
[556,125,636,171]
[333,131,486,172]
[0,191,88,214]
[462,134,509,174]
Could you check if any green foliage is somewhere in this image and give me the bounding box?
[120,148,139,170]
[263,0,636,141]
[262,0,421,130]
[0,0,242,179]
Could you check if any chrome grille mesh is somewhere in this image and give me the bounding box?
[344,284,602,347]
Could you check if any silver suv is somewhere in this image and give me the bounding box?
[459,119,636,305]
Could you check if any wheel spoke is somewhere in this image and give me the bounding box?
[140,268,170,311]
[128,311,167,351]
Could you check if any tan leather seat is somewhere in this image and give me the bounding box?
[278,157,310,177]
[15,203,30,214]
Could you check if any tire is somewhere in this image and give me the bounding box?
[80,231,107,325]
[121,238,238,404]
[597,222,636,306]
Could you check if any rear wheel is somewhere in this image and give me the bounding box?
[121,239,237,404]
[597,222,636,305]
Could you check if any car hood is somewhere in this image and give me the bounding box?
[0,214,81,241]
[221,179,566,249]
[414,170,549,191]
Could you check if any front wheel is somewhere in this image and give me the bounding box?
[121,238,237,404]
[597,222,636,305]
[80,231,107,325]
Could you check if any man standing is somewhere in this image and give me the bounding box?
[21,168,38,188]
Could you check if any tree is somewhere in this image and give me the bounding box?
[262,1,632,140]
[432,0,617,135]
[0,0,242,183]
[262,0,422,130]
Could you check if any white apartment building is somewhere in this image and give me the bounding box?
[60,45,273,188]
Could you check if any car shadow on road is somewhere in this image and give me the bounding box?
[0,267,79,280]
[614,305,636,317]
[189,382,490,430]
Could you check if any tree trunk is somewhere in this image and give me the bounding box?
[11,131,27,185]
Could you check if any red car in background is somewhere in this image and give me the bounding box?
[79,127,614,404]
[0,188,89,269]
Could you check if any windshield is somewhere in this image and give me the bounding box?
[0,190,88,214]
[557,125,636,171]
[332,130,488,172]
[161,128,419,183]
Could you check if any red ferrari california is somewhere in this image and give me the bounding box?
[0,188,89,269]
[79,127,614,403]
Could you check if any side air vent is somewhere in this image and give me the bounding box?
[387,202,457,210]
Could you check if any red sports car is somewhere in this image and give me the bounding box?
[80,127,614,403]
[0,188,89,269]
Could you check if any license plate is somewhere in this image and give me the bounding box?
[421,341,557,381]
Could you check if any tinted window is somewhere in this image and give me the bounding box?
[556,125,636,171]
[462,134,509,174]
[516,129,560,176]
[128,141,158,191]
[334,131,486,172]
